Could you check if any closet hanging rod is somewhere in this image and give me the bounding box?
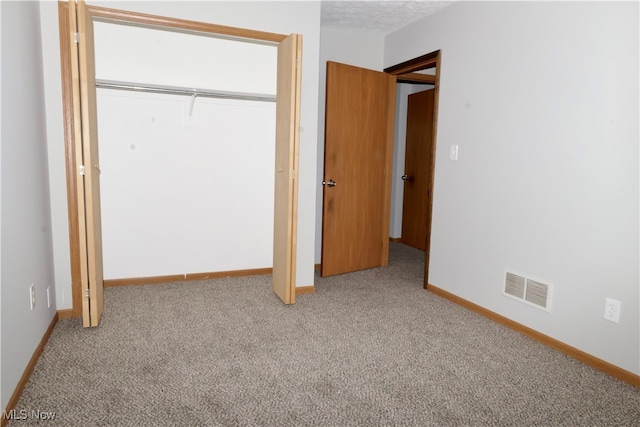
[95,79,276,103]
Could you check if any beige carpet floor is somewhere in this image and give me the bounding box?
[9,243,640,426]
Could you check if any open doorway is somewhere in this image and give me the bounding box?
[387,53,441,289]
[320,52,440,288]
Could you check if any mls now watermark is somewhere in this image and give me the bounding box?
[3,409,57,421]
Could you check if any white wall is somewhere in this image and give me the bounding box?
[386,1,640,374]
[1,1,58,410]
[98,91,276,278]
[316,27,385,262]
[93,21,278,94]
[40,0,70,310]
[40,1,321,309]
[94,22,278,279]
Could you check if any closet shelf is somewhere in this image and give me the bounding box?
[95,79,276,102]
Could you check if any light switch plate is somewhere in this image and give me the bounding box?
[450,144,459,161]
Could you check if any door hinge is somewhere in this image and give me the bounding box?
[79,165,86,176]
[84,289,90,299]
[73,32,80,43]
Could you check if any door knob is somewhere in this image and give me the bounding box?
[322,179,337,187]
[401,175,411,181]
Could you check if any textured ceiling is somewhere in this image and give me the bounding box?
[321,0,455,34]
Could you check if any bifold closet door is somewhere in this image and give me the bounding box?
[272,33,302,304]
[69,0,105,327]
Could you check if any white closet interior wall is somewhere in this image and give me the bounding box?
[94,22,278,279]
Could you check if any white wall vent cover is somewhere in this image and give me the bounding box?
[504,272,526,299]
[525,279,550,309]
[503,271,552,312]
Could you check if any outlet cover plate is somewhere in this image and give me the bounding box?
[604,298,621,323]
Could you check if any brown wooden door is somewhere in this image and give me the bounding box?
[69,0,104,327]
[321,61,396,277]
[272,34,302,304]
[401,89,435,251]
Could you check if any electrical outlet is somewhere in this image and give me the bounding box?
[29,284,36,310]
[604,298,621,323]
[47,286,51,308]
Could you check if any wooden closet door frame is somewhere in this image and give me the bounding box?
[58,2,300,317]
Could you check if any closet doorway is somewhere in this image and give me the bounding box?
[60,1,302,327]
